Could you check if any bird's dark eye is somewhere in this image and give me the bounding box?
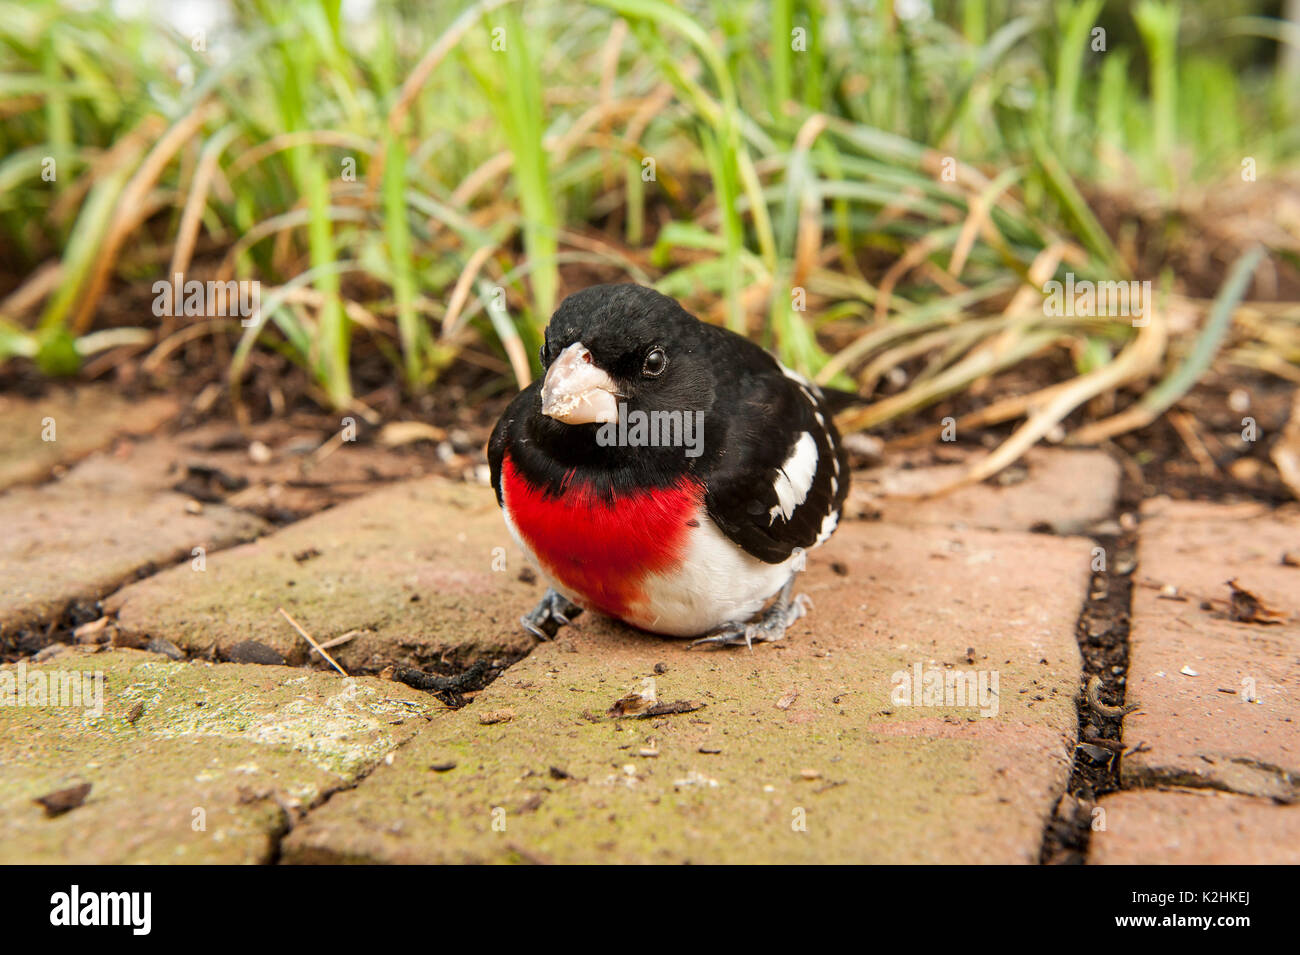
[642,346,667,378]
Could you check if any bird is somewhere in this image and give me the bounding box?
[488,283,850,648]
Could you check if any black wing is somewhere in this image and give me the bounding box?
[700,345,849,564]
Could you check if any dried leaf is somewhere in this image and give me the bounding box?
[34,782,92,817]
[607,693,653,718]
[1227,579,1286,625]
[379,421,447,447]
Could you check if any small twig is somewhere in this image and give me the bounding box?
[638,700,704,719]
[1086,675,1138,718]
[310,430,346,465]
[277,607,348,676]
[1167,409,1219,476]
[317,630,361,651]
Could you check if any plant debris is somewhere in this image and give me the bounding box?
[34,782,92,817]
[173,463,249,502]
[608,694,704,719]
[145,636,185,661]
[388,660,499,708]
[639,700,704,718]
[607,692,653,718]
[277,607,347,675]
[1086,675,1140,718]
[1226,579,1286,625]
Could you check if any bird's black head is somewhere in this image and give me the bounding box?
[527,284,717,476]
[537,283,715,424]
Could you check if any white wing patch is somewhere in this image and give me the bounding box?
[767,431,819,525]
[815,508,839,545]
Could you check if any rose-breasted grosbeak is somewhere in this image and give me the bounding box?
[488,283,849,648]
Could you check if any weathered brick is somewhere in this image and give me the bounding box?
[851,448,1120,534]
[1121,499,1299,801]
[0,386,176,491]
[0,452,265,635]
[109,478,540,671]
[1090,789,1300,864]
[282,514,1091,864]
[0,649,441,863]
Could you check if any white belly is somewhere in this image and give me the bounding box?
[623,512,798,637]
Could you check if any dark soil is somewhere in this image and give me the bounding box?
[1,599,103,663]
[1039,469,1141,865]
[1035,369,1295,863]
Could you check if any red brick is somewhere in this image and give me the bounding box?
[1090,789,1300,864]
[1121,500,1299,800]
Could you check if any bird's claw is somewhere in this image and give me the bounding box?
[520,618,550,641]
[690,588,811,651]
[521,587,583,641]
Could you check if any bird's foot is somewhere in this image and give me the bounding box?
[521,588,583,641]
[690,592,812,650]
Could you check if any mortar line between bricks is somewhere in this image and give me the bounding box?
[1126,760,1300,803]
[1,453,425,665]
[1,520,280,664]
[269,653,536,864]
[263,598,549,861]
[269,710,440,865]
[1038,457,1140,864]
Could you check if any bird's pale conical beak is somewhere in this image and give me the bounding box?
[540,342,619,425]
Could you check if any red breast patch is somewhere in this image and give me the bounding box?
[502,454,702,620]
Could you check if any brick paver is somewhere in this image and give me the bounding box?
[851,448,1121,534]
[1090,789,1300,864]
[0,387,176,491]
[0,451,266,636]
[108,478,540,671]
[281,510,1092,864]
[1121,499,1299,801]
[20,413,1263,864]
[0,649,441,863]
